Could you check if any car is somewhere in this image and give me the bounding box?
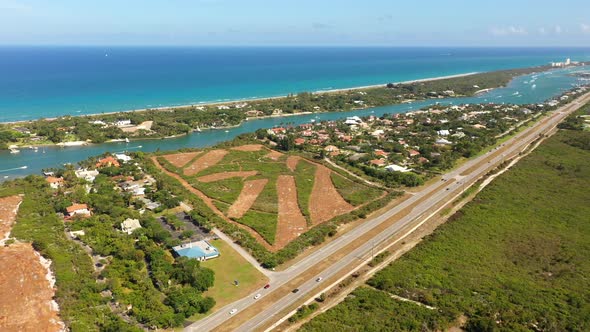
[263,284,270,289]
[316,277,323,282]
[292,288,300,293]
[254,293,261,300]
[229,308,237,315]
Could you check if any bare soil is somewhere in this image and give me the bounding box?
[184,149,229,176]
[275,176,308,248]
[230,144,264,152]
[162,151,201,168]
[197,171,259,183]
[0,195,22,242]
[309,165,354,224]
[227,179,269,219]
[286,156,302,172]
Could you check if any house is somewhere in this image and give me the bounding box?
[267,127,287,135]
[437,129,450,136]
[66,203,91,218]
[115,153,132,163]
[435,138,453,145]
[369,159,387,167]
[371,129,385,137]
[385,164,411,173]
[408,149,421,157]
[114,120,132,127]
[46,176,64,189]
[75,169,99,182]
[294,138,306,146]
[96,156,120,168]
[121,218,142,235]
[374,149,389,158]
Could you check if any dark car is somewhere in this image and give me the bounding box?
[264,284,271,289]
[292,288,300,293]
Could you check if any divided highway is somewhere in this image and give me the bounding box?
[186,92,590,332]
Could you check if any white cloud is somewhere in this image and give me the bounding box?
[538,27,546,34]
[490,26,528,36]
[581,23,590,34]
[554,25,562,34]
[0,0,32,11]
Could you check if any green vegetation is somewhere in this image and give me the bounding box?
[293,160,316,223]
[250,179,279,214]
[367,251,391,267]
[288,303,319,323]
[191,177,244,205]
[330,172,384,206]
[237,210,278,245]
[303,124,590,331]
[300,287,448,331]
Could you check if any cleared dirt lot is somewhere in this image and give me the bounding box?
[275,175,308,248]
[309,165,354,224]
[184,149,229,176]
[162,151,201,168]
[227,179,269,219]
[286,156,302,172]
[0,195,64,332]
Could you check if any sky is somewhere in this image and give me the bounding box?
[1,0,590,46]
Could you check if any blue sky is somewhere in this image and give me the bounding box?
[1,0,590,46]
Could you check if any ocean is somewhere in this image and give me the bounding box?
[1,46,590,122]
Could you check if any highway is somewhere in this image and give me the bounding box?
[186,92,590,332]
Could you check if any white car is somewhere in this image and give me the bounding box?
[229,308,238,315]
[254,293,261,300]
[316,277,323,282]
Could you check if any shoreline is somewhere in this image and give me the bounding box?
[1,72,479,125]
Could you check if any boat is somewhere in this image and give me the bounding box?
[9,148,20,154]
[224,130,229,133]
[20,166,27,169]
[125,137,130,143]
[196,126,202,132]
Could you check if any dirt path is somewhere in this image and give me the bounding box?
[197,171,259,183]
[275,176,308,248]
[184,149,228,176]
[0,195,22,243]
[286,156,301,172]
[227,179,269,219]
[231,144,264,152]
[309,165,354,225]
[151,157,276,251]
[162,151,201,168]
[265,150,284,161]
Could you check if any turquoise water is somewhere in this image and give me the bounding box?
[1,47,590,122]
[1,65,587,180]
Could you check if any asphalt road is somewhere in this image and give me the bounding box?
[186,92,590,332]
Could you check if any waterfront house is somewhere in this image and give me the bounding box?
[75,169,99,182]
[66,203,91,218]
[46,176,64,189]
[96,156,120,168]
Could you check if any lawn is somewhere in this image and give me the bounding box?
[302,127,590,331]
[189,238,268,320]
[237,210,278,244]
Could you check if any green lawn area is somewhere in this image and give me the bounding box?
[302,127,590,331]
[293,159,316,223]
[330,172,384,206]
[191,177,244,204]
[189,238,268,320]
[237,210,278,244]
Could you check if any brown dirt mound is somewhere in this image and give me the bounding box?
[265,150,284,161]
[0,195,22,242]
[197,171,258,183]
[286,156,302,172]
[275,176,308,248]
[231,144,264,152]
[227,179,268,219]
[162,152,201,168]
[184,149,228,176]
[309,165,354,224]
[0,243,64,332]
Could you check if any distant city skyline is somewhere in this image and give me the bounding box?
[1,0,590,46]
